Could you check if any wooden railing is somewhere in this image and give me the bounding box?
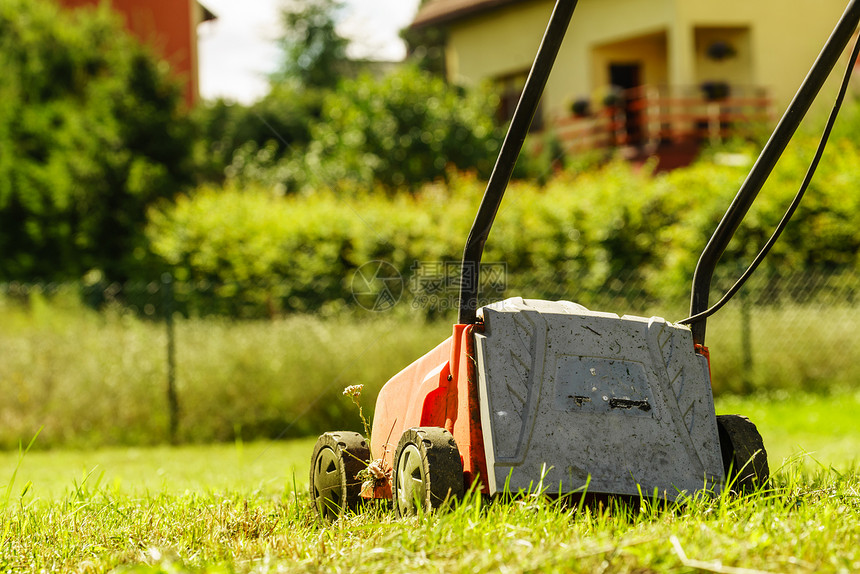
[554,85,773,154]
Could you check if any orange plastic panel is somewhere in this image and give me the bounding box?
[449,324,489,492]
[369,324,489,497]
[370,336,452,470]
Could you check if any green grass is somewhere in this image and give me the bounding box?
[1,393,858,573]
[3,390,858,501]
[0,439,317,502]
[0,294,452,449]
[1,461,858,573]
[716,390,860,471]
[3,293,860,450]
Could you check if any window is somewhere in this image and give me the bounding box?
[495,70,544,132]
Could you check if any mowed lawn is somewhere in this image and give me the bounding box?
[1,391,859,573]
[4,390,857,499]
[1,438,318,502]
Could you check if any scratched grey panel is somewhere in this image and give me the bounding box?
[475,297,724,499]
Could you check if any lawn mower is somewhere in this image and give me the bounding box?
[310,0,860,519]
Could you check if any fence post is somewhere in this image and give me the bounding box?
[162,273,179,444]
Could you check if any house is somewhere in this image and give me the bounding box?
[412,0,853,160]
[58,0,216,108]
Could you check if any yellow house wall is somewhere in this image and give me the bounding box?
[675,0,849,108]
[446,0,553,84]
[445,0,851,120]
[447,0,675,119]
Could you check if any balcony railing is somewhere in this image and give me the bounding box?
[554,85,774,154]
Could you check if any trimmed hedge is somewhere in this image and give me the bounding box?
[145,136,860,317]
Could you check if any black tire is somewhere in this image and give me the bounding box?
[392,427,464,517]
[716,414,770,492]
[309,431,370,520]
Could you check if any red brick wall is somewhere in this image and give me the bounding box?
[59,0,199,107]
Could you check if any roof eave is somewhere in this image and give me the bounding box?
[198,2,216,23]
[411,0,527,30]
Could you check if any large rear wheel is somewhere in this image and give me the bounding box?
[716,414,769,492]
[309,431,370,520]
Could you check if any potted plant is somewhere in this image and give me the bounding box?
[571,98,591,117]
[706,40,736,61]
[701,80,730,101]
[602,87,623,109]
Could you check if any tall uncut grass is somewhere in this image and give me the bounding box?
[2,288,859,449]
[0,292,450,449]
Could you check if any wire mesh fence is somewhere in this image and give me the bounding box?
[3,266,856,319]
[1,269,858,448]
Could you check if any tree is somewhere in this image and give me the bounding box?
[191,82,324,185]
[191,0,348,186]
[295,66,501,191]
[271,0,349,90]
[401,0,448,77]
[0,0,194,282]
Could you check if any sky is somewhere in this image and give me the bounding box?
[198,0,422,104]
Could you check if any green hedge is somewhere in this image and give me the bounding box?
[145,135,860,318]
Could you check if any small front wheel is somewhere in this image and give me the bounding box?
[393,427,464,517]
[309,431,370,520]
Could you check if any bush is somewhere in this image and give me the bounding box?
[235,66,503,193]
[146,135,860,318]
[147,185,365,316]
[191,82,324,186]
[0,0,193,282]
[143,164,695,316]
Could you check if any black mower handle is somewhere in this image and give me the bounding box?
[455,0,860,339]
[457,0,578,324]
[688,0,860,346]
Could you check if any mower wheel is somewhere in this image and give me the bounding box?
[309,431,370,520]
[393,427,464,517]
[716,414,770,492]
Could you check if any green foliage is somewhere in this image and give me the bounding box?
[146,134,860,317]
[195,1,499,193]
[146,177,476,315]
[0,0,193,282]
[401,21,448,76]
[271,0,349,90]
[287,66,502,191]
[147,185,364,315]
[191,82,324,185]
[657,136,860,296]
[194,67,501,194]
